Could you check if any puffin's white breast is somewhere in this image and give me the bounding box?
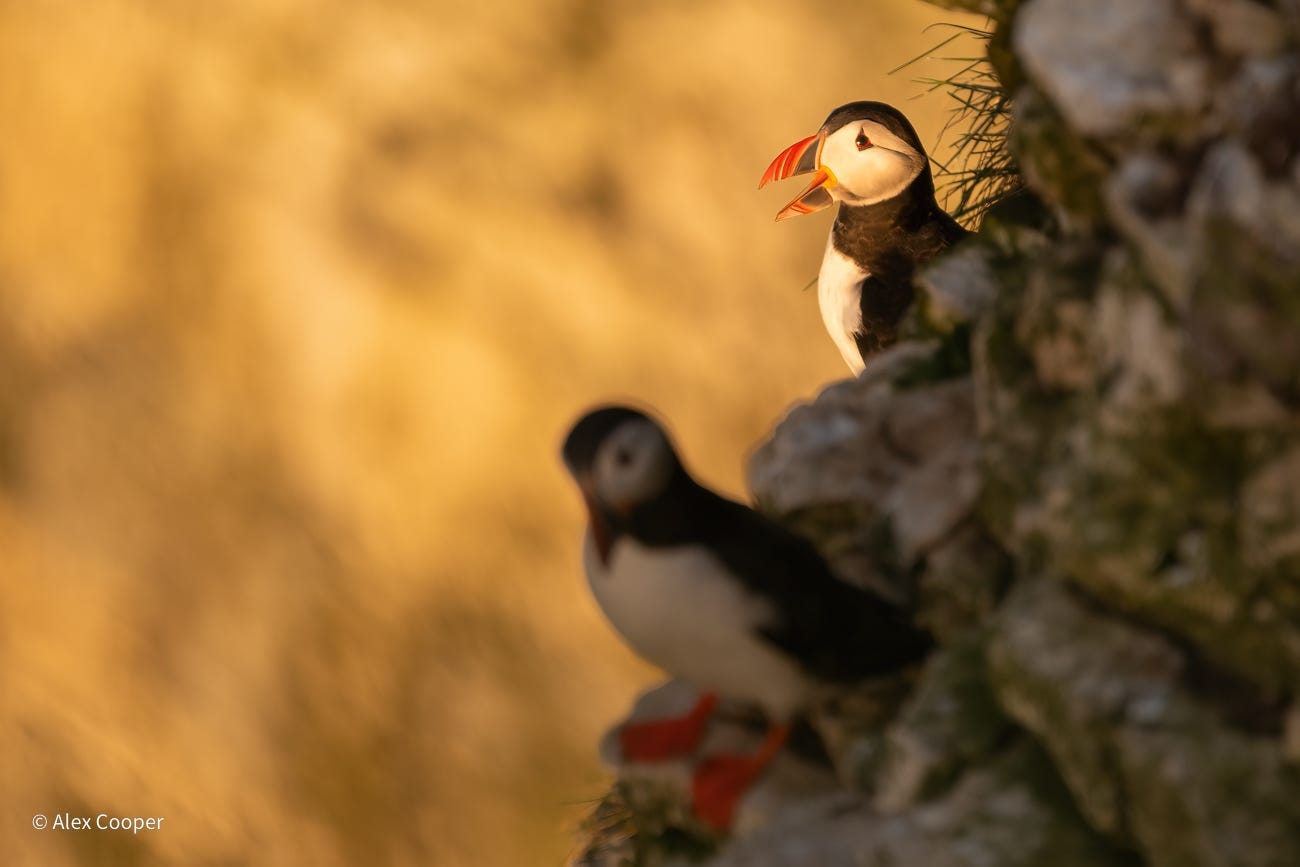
[817,237,868,375]
[584,533,814,719]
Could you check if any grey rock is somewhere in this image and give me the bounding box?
[748,350,979,599]
[916,245,1002,329]
[810,671,920,791]
[707,741,1126,867]
[1199,380,1294,431]
[1015,0,1209,140]
[1189,141,1300,283]
[916,523,1011,642]
[1220,55,1300,175]
[1187,143,1298,252]
[988,580,1185,837]
[1000,247,1099,394]
[1118,726,1300,867]
[1009,87,1110,225]
[1239,446,1300,574]
[974,212,1300,693]
[1185,141,1300,399]
[1104,153,1192,308]
[1091,259,1188,427]
[1185,0,1286,58]
[988,579,1300,865]
[872,634,1011,812]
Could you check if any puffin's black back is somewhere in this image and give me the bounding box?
[624,477,932,682]
[700,494,932,681]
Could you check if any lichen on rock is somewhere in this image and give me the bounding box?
[989,579,1300,865]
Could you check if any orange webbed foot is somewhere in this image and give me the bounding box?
[619,692,718,762]
[690,723,789,831]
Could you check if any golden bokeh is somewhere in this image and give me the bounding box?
[0,1,978,864]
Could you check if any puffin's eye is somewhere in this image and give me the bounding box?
[855,130,873,150]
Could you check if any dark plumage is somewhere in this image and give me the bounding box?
[832,176,967,357]
[624,469,932,682]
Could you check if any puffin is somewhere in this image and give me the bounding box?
[760,101,967,373]
[561,405,932,830]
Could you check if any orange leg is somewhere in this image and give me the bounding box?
[619,692,719,762]
[691,723,790,831]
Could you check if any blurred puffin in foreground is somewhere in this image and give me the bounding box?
[761,101,967,373]
[561,405,931,830]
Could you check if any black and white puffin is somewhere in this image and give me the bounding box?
[561,405,931,830]
[760,101,967,373]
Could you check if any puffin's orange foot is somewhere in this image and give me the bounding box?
[691,753,768,830]
[619,693,718,762]
[691,723,790,831]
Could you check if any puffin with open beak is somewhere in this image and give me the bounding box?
[761,101,967,373]
[561,405,931,831]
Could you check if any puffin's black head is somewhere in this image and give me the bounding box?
[759,101,930,220]
[563,403,684,503]
[562,406,685,562]
[561,406,649,475]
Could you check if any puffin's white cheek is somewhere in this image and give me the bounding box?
[608,471,640,503]
[845,151,922,205]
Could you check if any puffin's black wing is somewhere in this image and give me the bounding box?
[699,493,932,683]
[855,272,915,360]
[853,209,969,363]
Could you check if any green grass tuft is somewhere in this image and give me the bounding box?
[893,24,1023,229]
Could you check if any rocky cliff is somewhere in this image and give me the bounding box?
[573,0,1300,863]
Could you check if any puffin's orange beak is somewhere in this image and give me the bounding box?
[760,133,820,187]
[759,132,835,221]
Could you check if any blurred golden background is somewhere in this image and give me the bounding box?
[0,1,977,864]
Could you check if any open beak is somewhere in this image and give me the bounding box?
[759,131,836,221]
